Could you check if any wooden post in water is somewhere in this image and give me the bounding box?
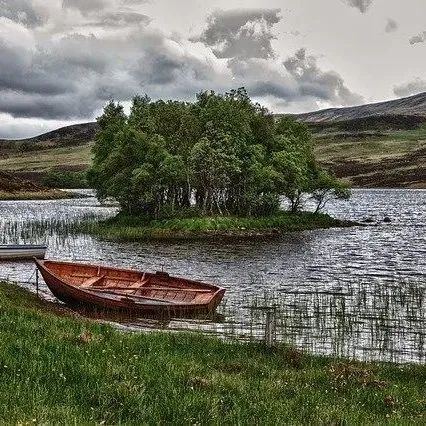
[264,306,277,347]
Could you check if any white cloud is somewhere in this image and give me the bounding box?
[394,78,426,97]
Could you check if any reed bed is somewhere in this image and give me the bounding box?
[209,278,426,364]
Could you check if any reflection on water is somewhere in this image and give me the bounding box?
[0,189,425,363]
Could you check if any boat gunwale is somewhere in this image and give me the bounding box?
[36,258,222,291]
[0,245,47,249]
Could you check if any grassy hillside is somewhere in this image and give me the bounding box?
[0,122,95,188]
[0,122,97,150]
[2,134,425,189]
[1,282,425,424]
[314,126,426,188]
[0,142,93,186]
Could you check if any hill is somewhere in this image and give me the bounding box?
[294,91,426,134]
[0,122,97,152]
[292,92,426,188]
[0,123,96,187]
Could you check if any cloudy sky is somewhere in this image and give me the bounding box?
[0,0,425,139]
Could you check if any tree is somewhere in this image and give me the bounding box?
[310,169,351,213]
[88,89,350,219]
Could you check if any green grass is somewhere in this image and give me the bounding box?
[0,282,425,424]
[0,143,93,189]
[87,211,352,241]
[314,137,426,163]
[314,125,426,162]
[0,143,93,173]
[42,170,89,189]
[388,124,426,142]
[313,126,426,188]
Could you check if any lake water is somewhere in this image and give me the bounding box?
[1,189,425,363]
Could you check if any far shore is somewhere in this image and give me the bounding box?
[0,189,82,201]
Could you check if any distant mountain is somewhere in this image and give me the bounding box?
[296,92,426,123]
[293,92,426,133]
[0,122,98,149]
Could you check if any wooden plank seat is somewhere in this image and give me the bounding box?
[81,275,106,288]
[129,278,149,288]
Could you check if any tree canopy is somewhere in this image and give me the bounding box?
[88,88,349,218]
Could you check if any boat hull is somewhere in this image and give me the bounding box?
[0,245,46,260]
[35,259,225,316]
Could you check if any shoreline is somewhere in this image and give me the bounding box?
[85,211,358,242]
[0,281,424,424]
[0,190,84,201]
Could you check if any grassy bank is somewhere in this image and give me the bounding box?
[0,189,77,201]
[0,142,93,188]
[314,127,426,188]
[87,211,354,241]
[0,282,425,424]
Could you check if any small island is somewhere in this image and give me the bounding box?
[88,88,351,240]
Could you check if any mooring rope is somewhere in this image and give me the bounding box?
[27,267,37,285]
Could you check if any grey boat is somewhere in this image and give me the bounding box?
[0,245,47,260]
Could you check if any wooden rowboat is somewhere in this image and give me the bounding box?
[34,259,226,315]
[0,244,47,260]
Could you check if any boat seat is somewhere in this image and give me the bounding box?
[81,275,106,288]
[128,278,149,289]
[129,273,149,288]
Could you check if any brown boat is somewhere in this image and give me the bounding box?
[34,259,226,316]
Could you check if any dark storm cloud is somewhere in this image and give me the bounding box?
[0,21,220,120]
[394,78,426,97]
[0,3,362,125]
[194,8,281,59]
[226,50,362,107]
[0,0,44,27]
[409,31,426,45]
[283,49,363,105]
[342,0,373,14]
[385,19,398,33]
[137,54,185,85]
[249,81,295,100]
[0,90,96,119]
